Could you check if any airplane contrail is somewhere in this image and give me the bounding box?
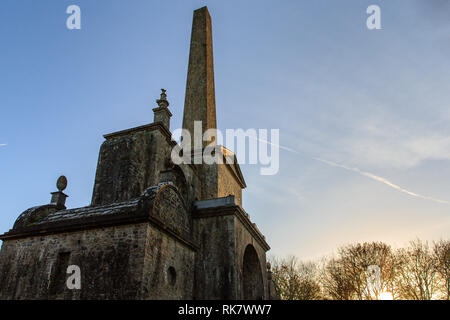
[313,157,450,205]
[253,136,450,205]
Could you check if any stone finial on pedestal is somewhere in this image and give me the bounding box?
[156,89,169,108]
[266,262,273,280]
[266,261,280,299]
[50,176,68,210]
[153,88,172,129]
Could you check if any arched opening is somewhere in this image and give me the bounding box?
[167,266,176,286]
[242,244,264,300]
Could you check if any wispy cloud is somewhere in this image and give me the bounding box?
[254,137,450,205]
[0,144,6,147]
[313,157,450,205]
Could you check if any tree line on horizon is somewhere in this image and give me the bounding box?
[269,239,449,300]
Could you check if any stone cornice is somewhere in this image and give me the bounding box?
[103,122,172,142]
[0,206,198,251]
[152,106,173,117]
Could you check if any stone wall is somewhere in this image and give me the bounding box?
[91,125,172,206]
[0,221,197,300]
[193,215,236,299]
[0,223,149,300]
[195,162,243,206]
[218,164,243,207]
[141,224,195,299]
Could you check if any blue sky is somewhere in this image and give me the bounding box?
[1,0,449,260]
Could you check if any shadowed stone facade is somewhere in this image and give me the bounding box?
[0,7,277,300]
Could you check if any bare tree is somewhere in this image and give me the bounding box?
[269,256,321,300]
[319,256,355,300]
[433,240,450,300]
[394,239,439,300]
[319,242,395,300]
[271,239,449,300]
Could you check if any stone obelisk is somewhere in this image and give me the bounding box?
[182,6,217,150]
[181,7,245,204]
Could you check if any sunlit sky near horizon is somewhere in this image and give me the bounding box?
[1,0,449,260]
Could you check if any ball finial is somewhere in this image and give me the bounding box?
[57,176,67,191]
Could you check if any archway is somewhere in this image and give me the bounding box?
[242,244,264,300]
